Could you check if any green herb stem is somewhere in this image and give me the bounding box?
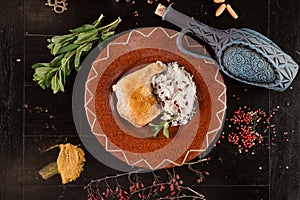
[97,17,122,32]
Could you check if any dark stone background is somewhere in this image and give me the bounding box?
[0,0,299,199]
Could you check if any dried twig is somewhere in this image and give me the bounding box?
[86,158,209,200]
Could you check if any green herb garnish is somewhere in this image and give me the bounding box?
[32,14,122,94]
[149,120,171,138]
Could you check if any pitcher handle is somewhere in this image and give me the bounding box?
[176,29,216,64]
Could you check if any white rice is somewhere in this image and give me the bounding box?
[151,61,197,126]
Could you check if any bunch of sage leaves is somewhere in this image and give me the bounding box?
[32,14,121,94]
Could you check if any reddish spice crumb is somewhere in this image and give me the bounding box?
[133,11,139,17]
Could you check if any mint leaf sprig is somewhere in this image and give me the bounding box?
[149,120,171,138]
[32,14,122,94]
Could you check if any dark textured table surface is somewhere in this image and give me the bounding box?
[0,0,299,199]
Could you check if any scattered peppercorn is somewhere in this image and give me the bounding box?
[221,102,286,153]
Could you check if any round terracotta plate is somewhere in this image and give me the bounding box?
[83,27,226,170]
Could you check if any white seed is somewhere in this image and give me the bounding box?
[215,3,226,17]
[226,4,238,19]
